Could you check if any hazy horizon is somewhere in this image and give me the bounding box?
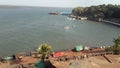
[0,0,120,8]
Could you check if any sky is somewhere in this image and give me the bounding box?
[0,0,120,7]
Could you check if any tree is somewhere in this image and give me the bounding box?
[37,43,52,60]
[106,36,120,54]
[114,36,120,54]
[72,7,84,16]
[72,4,120,19]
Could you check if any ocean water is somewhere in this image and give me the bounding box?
[0,7,120,56]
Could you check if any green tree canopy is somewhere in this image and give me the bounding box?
[106,36,120,54]
[114,36,120,54]
[36,43,52,59]
[114,36,120,46]
[72,7,84,16]
[72,4,120,18]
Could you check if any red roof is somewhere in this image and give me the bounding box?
[53,52,65,58]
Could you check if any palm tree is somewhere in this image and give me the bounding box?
[37,43,52,60]
[114,36,120,54]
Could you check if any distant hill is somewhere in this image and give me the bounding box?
[0,5,37,8]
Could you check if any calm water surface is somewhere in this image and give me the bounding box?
[0,7,120,56]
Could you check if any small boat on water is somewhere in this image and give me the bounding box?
[64,26,70,30]
[66,17,76,20]
[49,12,59,15]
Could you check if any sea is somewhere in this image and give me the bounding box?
[0,7,120,56]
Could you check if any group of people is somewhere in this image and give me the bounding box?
[54,51,114,62]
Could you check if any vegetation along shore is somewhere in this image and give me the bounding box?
[72,4,120,26]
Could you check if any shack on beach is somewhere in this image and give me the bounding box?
[53,52,65,58]
[75,45,84,52]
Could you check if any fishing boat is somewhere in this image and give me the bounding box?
[49,12,59,15]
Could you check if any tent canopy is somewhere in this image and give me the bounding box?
[35,60,45,68]
[53,52,65,58]
[75,45,84,51]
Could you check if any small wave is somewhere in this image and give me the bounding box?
[64,26,70,30]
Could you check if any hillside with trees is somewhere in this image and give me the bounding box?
[72,4,120,23]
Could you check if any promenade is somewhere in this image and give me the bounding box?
[0,48,120,68]
[101,20,120,26]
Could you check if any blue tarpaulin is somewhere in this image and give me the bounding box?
[35,60,45,68]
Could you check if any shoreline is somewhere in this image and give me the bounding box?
[1,46,119,68]
[69,15,120,26]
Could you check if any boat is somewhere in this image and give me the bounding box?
[49,12,59,15]
[66,17,76,20]
[64,26,70,30]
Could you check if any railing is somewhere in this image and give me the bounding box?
[53,51,114,62]
[101,20,120,26]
